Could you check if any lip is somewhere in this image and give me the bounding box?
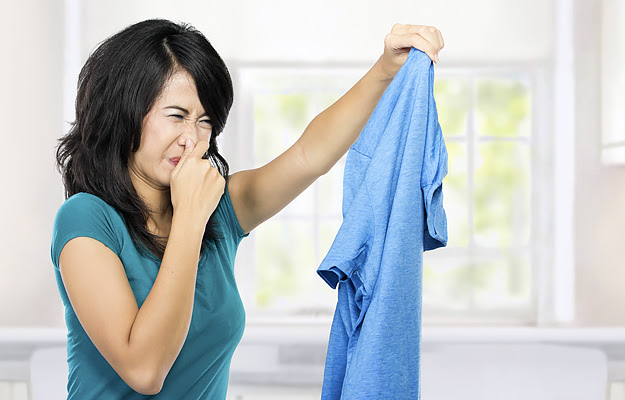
[169,157,180,166]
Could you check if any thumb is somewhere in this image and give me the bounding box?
[177,138,195,166]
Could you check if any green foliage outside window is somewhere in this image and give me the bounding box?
[251,73,533,322]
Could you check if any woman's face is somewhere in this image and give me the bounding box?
[128,69,212,189]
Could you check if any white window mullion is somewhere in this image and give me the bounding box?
[467,74,478,314]
[551,0,576,324]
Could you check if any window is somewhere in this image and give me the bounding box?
[233,63,543,325]
[233,66,370,320]
[424,72,535,324]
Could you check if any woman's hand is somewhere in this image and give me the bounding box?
[170,139,225,227]
[375,23,445,81]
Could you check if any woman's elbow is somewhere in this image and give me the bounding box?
[134,380,163,396]
[124,365,164,395]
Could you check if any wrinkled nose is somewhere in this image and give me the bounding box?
[179,133,197,150]
[180,120,199,146]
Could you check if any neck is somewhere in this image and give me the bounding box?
[128,165,173,236]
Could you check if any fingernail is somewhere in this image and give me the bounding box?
[185,138,191,148]
[435,53,440,63]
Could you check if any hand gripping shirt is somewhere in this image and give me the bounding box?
[316,48,448,400]
[50,175,249,399]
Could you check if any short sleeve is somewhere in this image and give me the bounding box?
[222,175,250,240]
[317,189,372,289]
[50,193,122,270]
[421,65,449,251]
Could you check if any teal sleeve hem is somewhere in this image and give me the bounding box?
[225,175,250,239]
[52,231,121,270]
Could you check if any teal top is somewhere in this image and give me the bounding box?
[50,177,249,399]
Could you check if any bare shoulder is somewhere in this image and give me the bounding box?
[227,171,254,235]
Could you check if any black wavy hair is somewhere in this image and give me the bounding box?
[55,19,233,261]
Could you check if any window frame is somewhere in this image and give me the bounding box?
[224,58,570,329]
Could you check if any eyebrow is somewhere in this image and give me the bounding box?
[163,106,208,117]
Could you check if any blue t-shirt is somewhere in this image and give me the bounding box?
[50,176,249,399]
[316,48,448,400]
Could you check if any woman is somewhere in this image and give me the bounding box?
[52,18,444,399]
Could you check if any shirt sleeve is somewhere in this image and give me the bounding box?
[50,193,122,270]
[421,64,449,251]
[317,161,373,290]
[222,175,250,241]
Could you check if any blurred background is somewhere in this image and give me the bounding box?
[1,0,624,398]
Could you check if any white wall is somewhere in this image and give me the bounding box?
[3,0,623,328]
[81,0,554,64]
[574,0,625,325]
[0,0,65,326]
